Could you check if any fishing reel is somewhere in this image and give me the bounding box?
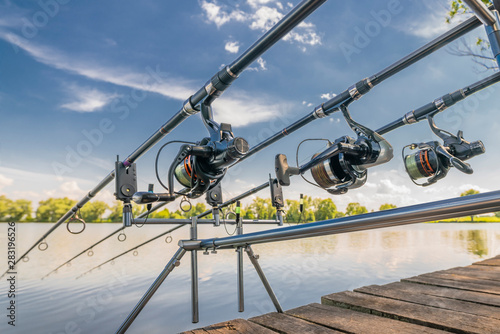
[169,99,249,198]
[276,105,393,195]
[133,98,249,208]
[402,113,485,186]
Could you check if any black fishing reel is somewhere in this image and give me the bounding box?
[132,98,249,206]
[276,105,393,195]
[168,99,249,198]
[402,113,485,186]
[310,105,393,194]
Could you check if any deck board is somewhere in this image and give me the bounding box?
[285,303,448,334]
[185,254,500,334]
[322,290,500,333]
[250,311,343,334]
[355,283,500,319]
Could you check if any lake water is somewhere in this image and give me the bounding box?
[0,222,499,333]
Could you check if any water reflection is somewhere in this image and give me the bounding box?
[0,222,498,334]
[457,230,489,257]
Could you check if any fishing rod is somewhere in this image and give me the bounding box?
[275,71,498,194]
[75,224,185,280]
[146,11,487,207]
[64,1,497,283]
[238,11,488,162]
[113,2,496,282]
[76,182,272,277]
[41,201,172,279]
[3,0,327,276]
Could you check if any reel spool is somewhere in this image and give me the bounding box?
[310,146,367,194]
[403,145,439,181]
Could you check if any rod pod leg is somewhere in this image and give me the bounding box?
[115,247,186,334]
[245,246,283,313]
[190,217,199,323]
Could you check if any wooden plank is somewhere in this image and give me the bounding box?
[419,272,500,293]
[467,264,500,272]
[285,303,448,334]
[355,284,500,320]
[322,290,500,333]
[403,275,500,295]
[250,312,343,334]
[436,267,500,282]
[381,281,500,307]
[474,256,500,267]
[182,319,278,334]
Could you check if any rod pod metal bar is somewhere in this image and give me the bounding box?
[10,0,326,274]
[245,245,283,313]
[186,191,500,250]
[79,185,275,277]
[237,217,244,313]
[115,247,187,334]
[190,216,199,323]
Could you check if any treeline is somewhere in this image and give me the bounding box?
[0,195,398,223]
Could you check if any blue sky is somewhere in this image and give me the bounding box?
[0,0,499,212]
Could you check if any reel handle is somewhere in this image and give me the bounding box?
[450,157,473,174]
[436,145,473,175]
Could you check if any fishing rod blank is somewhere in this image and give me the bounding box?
[76,224,184,279]
[376,71,500,135]
[240,13,485,163]
[43,198,179,279]
[7,0,327,274]
[277,71,498,194]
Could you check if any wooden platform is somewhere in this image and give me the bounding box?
[182,254,500,334]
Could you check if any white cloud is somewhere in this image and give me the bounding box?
[404,1,468,39]
[225,41,240,53]
[200,1,322,49]
[250,6,283,30]
[0,173,13,190]
[0,31,196,101]
[0,31,287,127]
[200,0,247,28]
[248,0,276,8]
[212,90,287,126]
[321,92,336,100]
[61,85,120,112]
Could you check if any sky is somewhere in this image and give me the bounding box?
[0,0,499,213]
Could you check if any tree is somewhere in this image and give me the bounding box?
[447,0,498,71]
[284,199,300,223]
[80,201,109,222]
[345,202,368,216]
[315,198,338,221]
[0,196,32,221]
[151,208,170,219]
[379,203,397,211]
[36,197,76,222]
[461,189,480,221]
[247,198,275,220]
[9,199,33,221]
[107,201,123,222]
